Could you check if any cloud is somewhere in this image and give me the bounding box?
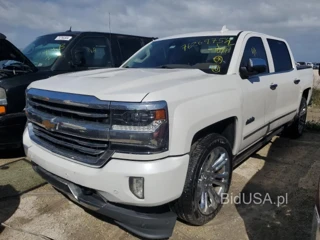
[0,0,320,61]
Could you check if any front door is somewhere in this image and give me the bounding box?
[238,35,276,151]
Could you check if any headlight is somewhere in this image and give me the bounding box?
[0,88,7,115]
[109,101,169,154]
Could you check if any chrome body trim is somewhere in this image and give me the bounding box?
[26,89,113,167]
[25,88,169,166]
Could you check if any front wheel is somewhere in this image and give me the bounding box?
[170,133,232,226]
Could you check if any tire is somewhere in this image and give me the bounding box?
[170,133,233,226]
[287,97,307,138]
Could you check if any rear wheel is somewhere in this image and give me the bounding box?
[287,97,307,138]
[170,133,232,225]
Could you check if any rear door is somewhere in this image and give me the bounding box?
[116,35,144,64]
[265,39,299,130]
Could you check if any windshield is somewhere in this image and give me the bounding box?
[22,34,74,68]
[122,35,238,74]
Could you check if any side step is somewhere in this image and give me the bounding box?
[233,126,284,169]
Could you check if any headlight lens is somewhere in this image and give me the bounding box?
[109,101,169,154]
[0,88,7,102]
[0,88,7,115]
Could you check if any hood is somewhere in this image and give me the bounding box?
[28,68,216,102]
[0,33,37,71]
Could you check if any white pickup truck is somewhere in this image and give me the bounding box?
[23,29,313,239]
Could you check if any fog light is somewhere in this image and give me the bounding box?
[129,177,144,199]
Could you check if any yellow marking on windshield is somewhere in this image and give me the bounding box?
[251,47,257,56]
[208,47,231,54]
[181,37,235,52]
[213,56,223,64]
[209,64,221,73]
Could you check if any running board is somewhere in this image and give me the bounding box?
[233,126,284,169]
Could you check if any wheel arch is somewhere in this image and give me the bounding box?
[302,87,312,105]
[191,117,239,154]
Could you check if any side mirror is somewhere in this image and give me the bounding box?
[240,58,267,79]
[247,58,267,73]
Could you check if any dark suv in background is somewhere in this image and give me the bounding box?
[0,31,156,149]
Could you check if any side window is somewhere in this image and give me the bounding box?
[267,39,293,72]
[117,36,143,61]
[72,37,112,68]
[240,37,269,73]
[109,35,122,67]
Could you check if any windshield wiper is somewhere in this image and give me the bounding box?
[157,64,194,69]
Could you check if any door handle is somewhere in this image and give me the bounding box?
[270,84,278,90]
[294,79,300,84]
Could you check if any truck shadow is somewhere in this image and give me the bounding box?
[0,185,20,234]
[235,132,320,240]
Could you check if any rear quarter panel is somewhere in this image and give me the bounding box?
[297,67,314,104]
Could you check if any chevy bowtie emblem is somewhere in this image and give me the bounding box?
[42,119,55,130]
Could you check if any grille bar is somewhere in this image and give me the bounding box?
[33,124,108,149]
[28,98,109,119]
[26,107,110,141]
[26,88,114,167]
[33,126,106,156]
[29,123,114,167]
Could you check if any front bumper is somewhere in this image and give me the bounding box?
[24,127,189,206]
[0,112,26,149]
[24,127,189,238]
[33,163,177,239]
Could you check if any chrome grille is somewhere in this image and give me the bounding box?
[26,88,113,167]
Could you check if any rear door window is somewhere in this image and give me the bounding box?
[267,39,293,72]
[117,36,143,61]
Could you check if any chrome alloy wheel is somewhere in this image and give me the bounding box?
[298,100,307,134]
[196,146,231,215]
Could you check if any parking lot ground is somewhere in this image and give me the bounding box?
[1,130,320,240]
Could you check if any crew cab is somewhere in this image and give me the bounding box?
[0,31,155,149]
[23,29,313,239]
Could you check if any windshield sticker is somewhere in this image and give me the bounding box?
[213,56,223,64]
[201,46,231,54]
[55,36,72,41]
[209,64,221,73]
[169,45,176,49]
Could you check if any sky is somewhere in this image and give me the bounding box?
[0,0,320,62]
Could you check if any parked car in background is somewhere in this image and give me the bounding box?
[0,60,7,68]
[307,62,314,68]
[298,61,307,66]
[312,179,320,240]
[24,30,313,239]
[0,31,155,149]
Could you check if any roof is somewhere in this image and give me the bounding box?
[156,30,280,41]
[39,31,156,39]
[158,30,243,41]
[0,33,6,40]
